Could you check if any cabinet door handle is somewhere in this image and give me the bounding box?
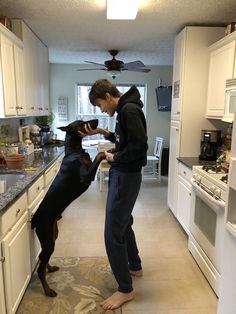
[189,192,191,196]
[0,257,5,262]
[183,171,186,175]
[175,128,179,131]
[177,111,180,114]
[16,208,21,216]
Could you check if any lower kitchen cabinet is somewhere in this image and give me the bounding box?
[177,162,192,234]
[0,152,63,313]
[27,175,44,272]
[0,256,6,314]
[2,211,31,314]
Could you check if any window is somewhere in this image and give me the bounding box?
[76,83,146,139]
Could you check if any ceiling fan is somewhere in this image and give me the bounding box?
[76,50,151,79]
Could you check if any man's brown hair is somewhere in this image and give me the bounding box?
[89,79,121,106]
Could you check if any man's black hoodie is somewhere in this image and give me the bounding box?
[106,86,148,172]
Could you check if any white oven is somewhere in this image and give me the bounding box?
[188,165,227,296]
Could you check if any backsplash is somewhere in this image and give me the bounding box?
[0,117,36,144]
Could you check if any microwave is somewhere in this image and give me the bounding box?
[222,78,236,123]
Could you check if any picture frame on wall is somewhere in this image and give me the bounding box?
[58,97,68,121]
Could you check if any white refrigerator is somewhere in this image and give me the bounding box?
[217,114,236,313]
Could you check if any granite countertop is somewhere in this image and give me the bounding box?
[177,157,207,169]
[0,145,64,214]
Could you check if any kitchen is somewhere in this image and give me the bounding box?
[0,0,236,313]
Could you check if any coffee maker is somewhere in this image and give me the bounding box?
[199,130,221,161]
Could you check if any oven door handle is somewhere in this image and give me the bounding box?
[191,179,226,209]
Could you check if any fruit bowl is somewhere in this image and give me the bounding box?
[4,154,25,169]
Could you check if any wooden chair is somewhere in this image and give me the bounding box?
[98,142,115,191]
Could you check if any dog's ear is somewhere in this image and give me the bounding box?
[57,126,73,132]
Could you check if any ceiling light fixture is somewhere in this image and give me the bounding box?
[107,70,121,80]
[106,0,140,20]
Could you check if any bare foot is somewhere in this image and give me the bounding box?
[100,291,134,310]
[47,264,60,273]
[130,269,143,277]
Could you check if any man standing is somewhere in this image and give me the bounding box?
[81,79,148,310]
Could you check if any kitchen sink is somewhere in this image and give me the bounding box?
[0,173,25,193]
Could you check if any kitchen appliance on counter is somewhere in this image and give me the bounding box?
[199,130,221,161]
[29,125,41,149]
[39,125,54,146]
[18,126,34,155]
[189,164,228,296]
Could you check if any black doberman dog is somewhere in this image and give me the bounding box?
[31,119,106,297]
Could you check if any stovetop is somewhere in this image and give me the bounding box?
[192,164,228,202]
[194,164,228,182]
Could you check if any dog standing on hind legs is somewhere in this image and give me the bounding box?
[31,119,106,297]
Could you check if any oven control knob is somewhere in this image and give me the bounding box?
[215,189,221,198]
[196,175,201,183]
[210,185,216,193]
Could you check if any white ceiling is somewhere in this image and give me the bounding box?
[0,0,235,66]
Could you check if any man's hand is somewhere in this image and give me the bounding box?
[105,151,114,162]
[78,123,100,137]
[78,124,110,138]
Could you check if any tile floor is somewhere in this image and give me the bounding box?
[53,177,218,314]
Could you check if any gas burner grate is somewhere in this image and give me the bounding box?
[220,175,228,184]
[202,163,228,174]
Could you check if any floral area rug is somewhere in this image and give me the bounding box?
[16,257,122,314]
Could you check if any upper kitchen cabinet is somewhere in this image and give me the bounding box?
[171,26,225,155]
[0,23,26,118]
[206,31,236,119]
[12,19,50,117]
[171,30,185,120]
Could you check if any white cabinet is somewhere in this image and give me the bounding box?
[0,253,6,314]
[206,40,236,118]
[0,33,17,116]
[13,44,26,116]
[2,211,30,314]
[168,26,224,217]
[12,19,50,117]
[177,163,192,234]
[168,120,180,216]
[171,30,185,121]
[1,193,31,314]
[44,161,59,192]
[27,176,44,272]
[0,24,26,118]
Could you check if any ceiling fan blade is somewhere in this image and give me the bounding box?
[76,68,106,71]
[84,61,105,66]
[122,68,151,73]
[124,60,145,69]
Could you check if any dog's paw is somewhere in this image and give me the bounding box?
[97,152,106,161]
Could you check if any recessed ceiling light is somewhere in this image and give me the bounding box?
[106,0,140,20]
